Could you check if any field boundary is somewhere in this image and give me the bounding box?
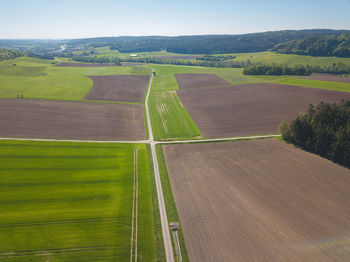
[130,148,139,262]
[0,134,281,145]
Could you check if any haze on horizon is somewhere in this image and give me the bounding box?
[1,0,350,39]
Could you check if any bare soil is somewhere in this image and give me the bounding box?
[175,74,231,89]
[299,73,350,83]
[85,75,150,102]
[0,99,145,140]
[177,82,350,137]
[164,139,350,262]
[55,63,120,67]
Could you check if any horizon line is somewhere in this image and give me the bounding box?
[0,28,349,41]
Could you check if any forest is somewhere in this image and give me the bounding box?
[280,100,350,169]
[0,48,23,61]
[243,64,311,75]
[95,29,350,54]
[271,34,350,57]
[243,62,350,75]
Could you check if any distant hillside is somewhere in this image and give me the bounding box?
[271,34,350,57]
[2,29,350,56]
[67,29,350,54]
[0,48,23,61]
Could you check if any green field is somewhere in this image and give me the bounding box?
[0,57,151,101]
[73,47,192,60]
[217,51,350,67]
[0,140,157,262]
[274,77,350,92]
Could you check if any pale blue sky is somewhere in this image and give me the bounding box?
[1,0,350,39]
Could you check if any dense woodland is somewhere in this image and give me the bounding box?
[105,30,349,54]
[271,34,350,57]
[280,101,350,169]
[243,64,311,75]
[0,48,22,61]
[72,56,121,64]
[243,62,350,75]
[196,55,236,61]
[2,29,350,58]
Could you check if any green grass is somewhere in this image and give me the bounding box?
[275,78,350,92]
[0,140,157,262]
[150,90,201,140]
[220,51,350,67]
[0,58,151,101]
[73,48,193,60]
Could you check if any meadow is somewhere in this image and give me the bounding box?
[216,51,350,67]
[0,140,157,261]
[73,47,187,60]
[274,78,350,92]
[0,57,151,101]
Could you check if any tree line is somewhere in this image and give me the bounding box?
[280,100,350,169]
[196,55,236,61]
[0,48,23,61]
[243,62,350,75]
[243,64,311,75]
[271,34,350,57]
[72,56,121,65]
[119,57,248,68]
[102,29,349,54]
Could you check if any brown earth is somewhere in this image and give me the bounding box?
[299,73,350,83]
[85,75,150,102]
[177,82,350,137]
[55,63,120,67]
[175,74,231,89]
[0,99,144,140]
[164,139,350,262]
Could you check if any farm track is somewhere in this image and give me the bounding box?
[130,148,139,262]
[0,245,118,257]
[0,134,280,145]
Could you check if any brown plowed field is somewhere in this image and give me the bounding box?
[0,99,144,140]
[85,75,149,102]
[175,74,231,89]
[177,82,350,137]
[299,73,350,83]
[164,139,350,262]
[55,63,119,67]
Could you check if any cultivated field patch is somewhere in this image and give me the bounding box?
[85,75,149,102]
[175,73,231,89]
[177,82,350,137]
[0,141,156,261]
[150,91,201,140]
[299,73,350,83]
[163,139,350,262]
[0,99,145,140]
